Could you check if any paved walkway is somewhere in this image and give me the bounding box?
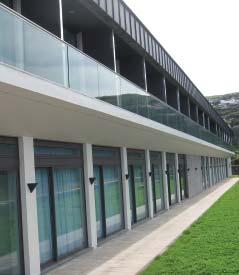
[46,178,238,275]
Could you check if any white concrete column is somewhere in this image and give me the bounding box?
[227,157,232,177]
[208,117,211,132]
[13,0,22,13]
[58,0,64,40]
[143,59,148,92]
[120,147,131,230]
[176,89,181,112]
[196,105,199,123]
[162,152,169,210]
[163,77,167,102]
[145,150,154,218]
[202,112,206,128]
[18,137,40,275]
[112,30,117,73]
[83,144,97,248]
[175,153,181,203]
[187,97,191,117]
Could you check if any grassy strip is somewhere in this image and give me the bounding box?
[142,182,239,275]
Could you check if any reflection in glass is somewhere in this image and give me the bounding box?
[134,165,147,221]
[0,171,22,275]
[53,168,87,257]
[94,166,104,239]
[36,168,53,265]
[166,153,177,205]
[93,147,124,239]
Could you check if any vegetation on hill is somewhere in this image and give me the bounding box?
[208,93,239,166]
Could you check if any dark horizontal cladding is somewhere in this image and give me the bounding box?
[89,0,231,134]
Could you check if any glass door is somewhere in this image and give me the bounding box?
[94,165,106,239]
[35,141,87,267]
[0,170,23,275]
[166,153,177,206]
[178,154,188,200]
[93,147,124,240]
[36,166,87,265]
[0,138,23,275]
[36,168,54,265]
[127,150,148,225]
[150,151,164,214]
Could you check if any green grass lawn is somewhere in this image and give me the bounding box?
[142,182,239,275]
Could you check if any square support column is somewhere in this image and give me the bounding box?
[145,150,154,218]
[18,137,40,275]
[176,89,181,112]
[143,59,148,92]
[227,157,232,177]
[175,153,181,203]
[202,112,206,128]
[163,77,167,102]
[83,144,97,248]
[187,97,191,118]
[112,30,117,73]
[162,152,169,210]
[120,147,131,230]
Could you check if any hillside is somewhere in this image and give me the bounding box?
[208,92,239,166]
[207,92,239,128]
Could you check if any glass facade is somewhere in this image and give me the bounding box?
[127,149,148,224]
[93,147,124,239]
[0,5,232,151]
[150,151,164,213]
[166,153,177,206]
[35,141,87,266]
[0,138,23,275]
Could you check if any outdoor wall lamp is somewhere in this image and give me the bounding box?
[28,183,38,193]
[89,177,96,185]
[125,174,129,180]
[149,171,152,177]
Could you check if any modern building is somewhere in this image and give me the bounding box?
[0,0,233,274]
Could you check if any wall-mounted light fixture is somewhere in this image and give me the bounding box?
[89,177,96,185]
[125,174,129,180]
[28,183,38,193]
[149,171,152,177]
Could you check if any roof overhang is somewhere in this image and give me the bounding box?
[0,63,234,157]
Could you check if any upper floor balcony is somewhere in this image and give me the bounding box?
[0,4,232,151]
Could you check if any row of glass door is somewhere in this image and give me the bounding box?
[0,138,188,273]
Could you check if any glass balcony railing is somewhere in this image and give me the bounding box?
[0,5,231,151]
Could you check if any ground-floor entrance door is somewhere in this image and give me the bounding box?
[0,138,23,275]
[166,153,177,206]
[93,147,124,240]
[35,141,87,267]
[150,151,164,214]
[127,150,148,225]
[178,154,188,200]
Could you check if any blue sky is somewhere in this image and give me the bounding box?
[124,0,239,96]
